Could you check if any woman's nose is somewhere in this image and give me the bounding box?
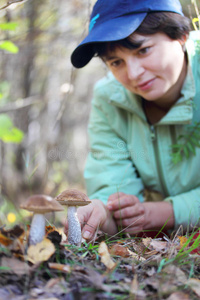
[126,58,144,80]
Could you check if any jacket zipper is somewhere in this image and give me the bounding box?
[150,125,168,196]
[150,125,156,141]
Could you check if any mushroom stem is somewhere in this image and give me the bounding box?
[29,213,46,245]
[67,206,82,246]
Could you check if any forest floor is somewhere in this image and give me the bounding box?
[0,224,200,300]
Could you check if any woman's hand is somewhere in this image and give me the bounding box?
[107,192,146,233]
[64,199,118,241]
[107,192,175,233]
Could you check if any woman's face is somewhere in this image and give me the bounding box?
[104,33,187,107]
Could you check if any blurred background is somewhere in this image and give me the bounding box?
[0,0,198,224]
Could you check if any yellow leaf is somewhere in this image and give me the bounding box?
[27,238,55,264]
[98,241,116,270]
[178,236,188,247]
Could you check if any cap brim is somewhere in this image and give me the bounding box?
[71,13,147,68]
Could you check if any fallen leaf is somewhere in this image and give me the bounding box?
[166,291,190,300]
[48,262,71,273]
[73,265,110,292]
[45,277,63,289]
[98,241,116,270]
[162,265,187,284]
[56,227,67,243]
[150,240,168,252]
[0,225,24,239]
[142,237,152,248]
[130,274,138,294]
[177,235,188,247]
[0,225,26,250]
[27,238,55,264]
[187,278,200,297]
[0,233,13,246]
[45,225,56,234]
[127,249,146,261]
[130,274,147,298]
[1,256,30,275]
[109,244,130,257]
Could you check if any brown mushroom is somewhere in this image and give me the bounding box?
[55,189,91,246]
[20,194,64,245]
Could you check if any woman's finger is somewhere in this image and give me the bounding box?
[107,195,139,211]
[113,203,145,219]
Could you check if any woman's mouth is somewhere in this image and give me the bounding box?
[137,78,156,91]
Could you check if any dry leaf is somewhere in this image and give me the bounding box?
[98,241,116,270]
[0,233,13,246]
[0,225,26,249]
[130,274,147,298]
[109,244,130,257]
[56,227,67,243]
[1,256,30,275]
[150,240,168,251]
[127,249,146,261]
[187,278,200,297]
[73,265,110,292]
[166,291,190,300]
[142,237,152,248]
[45,225,56,234]
[162,265,187,284]
[45,277,63,289]
[27,238,55,264]
[0,225,24,239]
[48,262,71,273]
[130,274,138,294]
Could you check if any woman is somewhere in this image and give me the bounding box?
[67,0,200,240]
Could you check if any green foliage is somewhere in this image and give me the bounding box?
[0,22,18,31]
[0,21,19,53]
[171,2,200,164]
[157,228,200,273]
[0,40,19,53]
[0,114,24,143]
[0,81,10,105]
[171,122,200,164]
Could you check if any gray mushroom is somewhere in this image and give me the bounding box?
[55,189,91,246]
[20,194,64,245]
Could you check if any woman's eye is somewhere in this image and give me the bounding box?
[110,60,121,67]
[139,47,150,55]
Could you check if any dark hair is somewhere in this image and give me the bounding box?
[94,12,191,57]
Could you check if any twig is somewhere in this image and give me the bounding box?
[0,96,41,113]
[0,0,26,10]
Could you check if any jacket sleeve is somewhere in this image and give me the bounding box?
[84,89,144,204]
[165,187,200,231]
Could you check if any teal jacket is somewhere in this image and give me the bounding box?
[84,33,200,231]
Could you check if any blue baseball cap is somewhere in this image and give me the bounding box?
[71,0,183,68]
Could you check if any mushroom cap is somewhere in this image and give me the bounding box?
[20,194,64,213]
[55,189,91,206]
